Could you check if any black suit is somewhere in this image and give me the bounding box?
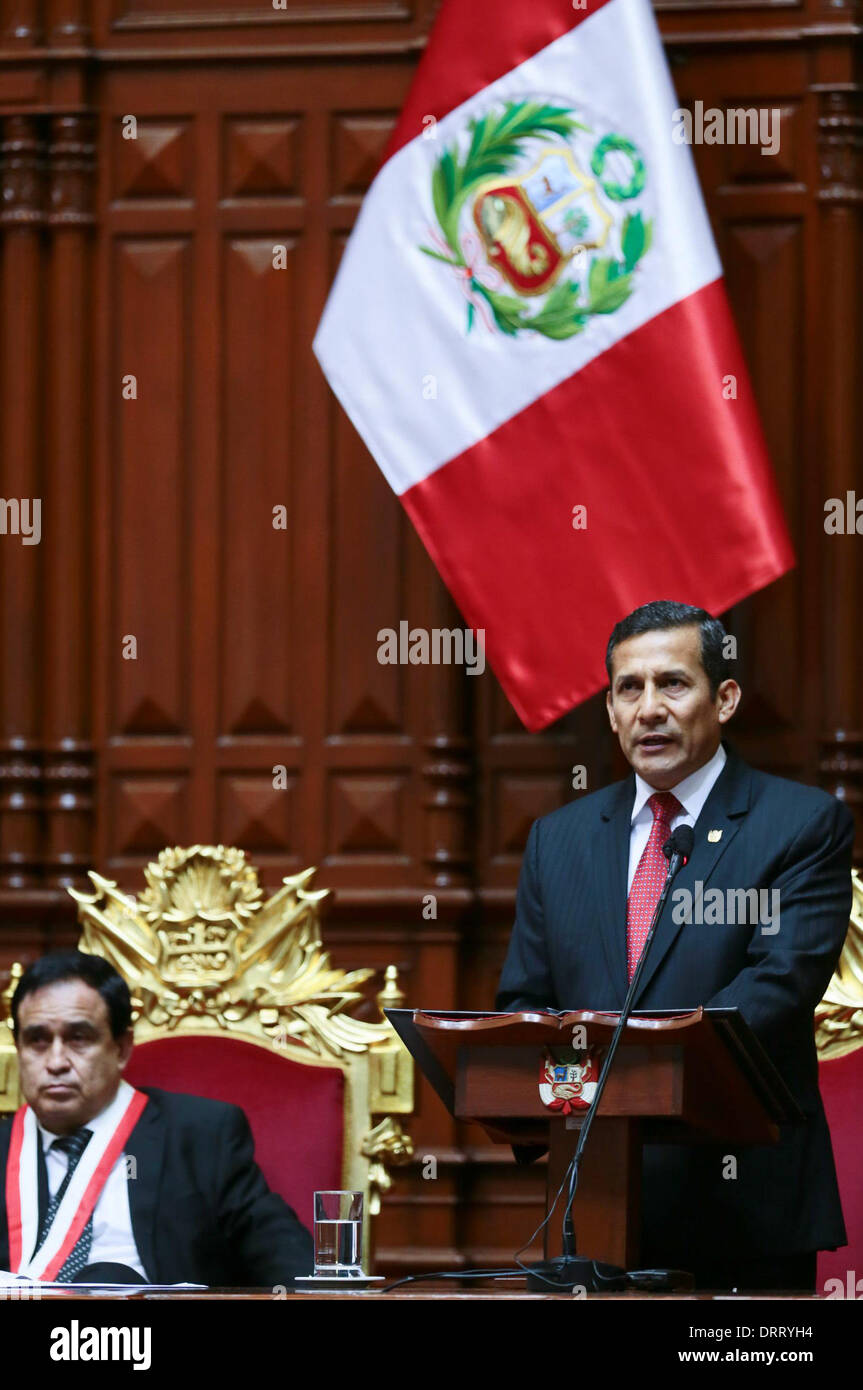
[0,1086,313,1286]
[496,743,853,1269]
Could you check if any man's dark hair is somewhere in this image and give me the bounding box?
[605,600,733,697]
[10,950,132,1040]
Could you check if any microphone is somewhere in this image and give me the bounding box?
[663,823,694,874]
[527,814,694,1292]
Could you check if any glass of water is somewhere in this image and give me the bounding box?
[313,1191,364,1277]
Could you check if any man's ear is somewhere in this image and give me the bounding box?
[116,1029,135,1069]
[716,679,741,724]
[606,688,618,733]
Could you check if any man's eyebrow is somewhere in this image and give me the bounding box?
[19,1023,53,1041]
[21,1018,100,1035]
[614,667,691,685]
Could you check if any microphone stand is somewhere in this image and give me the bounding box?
[526,828,692,1292]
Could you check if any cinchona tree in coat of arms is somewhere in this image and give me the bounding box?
[419,99,653,339]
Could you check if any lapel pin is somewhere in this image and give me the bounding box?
[707,829,722,843]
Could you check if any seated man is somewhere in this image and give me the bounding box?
[1,950,313,1285]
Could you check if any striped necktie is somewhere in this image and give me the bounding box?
[35,1127,94,1282]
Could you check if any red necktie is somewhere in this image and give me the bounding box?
[626,792,684,980]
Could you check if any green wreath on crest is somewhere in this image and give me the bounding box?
[419,101,653,339]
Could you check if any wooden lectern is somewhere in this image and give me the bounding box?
[387,1007,803,1270]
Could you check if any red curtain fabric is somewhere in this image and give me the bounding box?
[125,1036,344,1229]
[818,1048,863,1292]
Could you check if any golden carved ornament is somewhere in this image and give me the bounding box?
[3,843,418,1239]
[69,847,393,1059]
[361,1117,414,1217]
[815,869,863,1061]
[67,845,414,1220]
[0,963,23,1113]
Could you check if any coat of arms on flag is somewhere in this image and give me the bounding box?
[420,100,652,338]
[538,1047,602,1113]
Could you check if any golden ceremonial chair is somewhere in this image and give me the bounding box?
[0,846,414,1266]
[815,869,863,1287]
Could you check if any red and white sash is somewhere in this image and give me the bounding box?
[5,1079,148,1281]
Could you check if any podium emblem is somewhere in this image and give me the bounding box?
[539,1047,600,1113]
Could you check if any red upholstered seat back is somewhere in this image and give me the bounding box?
[125,1036,344,1229]
[818,1048,863,1293]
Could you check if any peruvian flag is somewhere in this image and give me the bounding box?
[314,0,793,730]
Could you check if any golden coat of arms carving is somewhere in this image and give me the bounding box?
[69,846,394,1061]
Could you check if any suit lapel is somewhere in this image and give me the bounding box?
[631,747,753,1004]
[124,1088,166,1283]
[593,776,635,1005]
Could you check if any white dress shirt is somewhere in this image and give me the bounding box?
[37,1083,148,1278]
[627,742,727,893]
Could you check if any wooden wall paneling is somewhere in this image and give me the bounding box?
[291,89,331,889]
[476,690,618,898]
[45,0,92,47]
[669,47,813,782]
[93,78,195,874]
[454,1151,545,1268]
[325,330,413,887]
[219,97,319,881]
[218,223,298,867]
[814,84,863,849]
[43,113,97,890]
[319,81,419,898]
[92,0,441,57]
[2,0,41,47]
[406,539,473,898]
[107,0,415,21]
[328,376,405,742]
[0,115,44,891]
[108,245,191,715]
[380,527,475,1269]
[717,207,804,770]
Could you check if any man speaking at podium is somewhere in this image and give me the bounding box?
[497,601,853,1292]
[0,951,313,1285]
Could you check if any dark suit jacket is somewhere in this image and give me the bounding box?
[0,1086,314,1285]
[496,742,854,1262]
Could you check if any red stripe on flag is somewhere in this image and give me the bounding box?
[401,277,794,731]
[383,0,612,163]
